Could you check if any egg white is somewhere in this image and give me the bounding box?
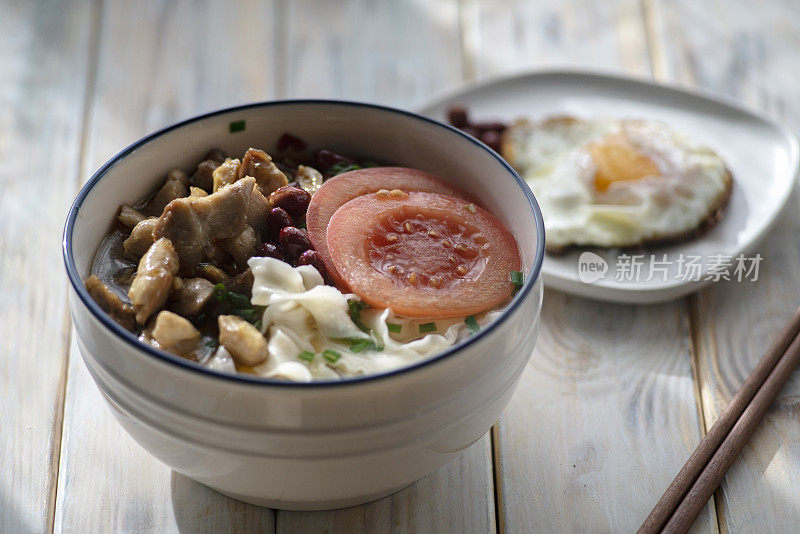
[503,117,732,250]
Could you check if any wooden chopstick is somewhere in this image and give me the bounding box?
[639,304,800,534]
[662,330,800,532]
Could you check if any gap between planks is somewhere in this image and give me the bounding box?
[456,0,476,83]
[687,294,725,534]
[46,1,105,532]
[490,425,505,534]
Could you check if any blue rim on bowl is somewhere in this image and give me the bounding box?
[63,99,546,388]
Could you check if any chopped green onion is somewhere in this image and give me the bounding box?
[213,283,227,301]
[348,339,372,353]
[348,299,370,333]
[323,349,342,363]
[464,203,477,213]
[342,337,383,352]
[298,351,315,362]
[228,292,252,309]
[233,306,264,324]
[229,119,246,133]
[510,270,524,296]
[205,338,219,348]
[329,162,362,175]
[213,283,250,307]
[419,322,437,334]
[253,319,263,331]
[213,283,263,325]
[465,315,480,334]
[386,322,402,334]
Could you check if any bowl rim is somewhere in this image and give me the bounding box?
[63,99,546,388]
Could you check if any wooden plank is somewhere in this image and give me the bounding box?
[0,1,94,532]
[276,443,495,534]
[463,0,651,78]
[275,1,497,532]
[53,1,278,531]
[466,1,719,531]
[282,0,464,108]
[647,1,800,531]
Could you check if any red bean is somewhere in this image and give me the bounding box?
[279,227,312,261]
[296,250,331,284]
[268,185,311,217]
[268,207,293,233]
[313,149,355,171]
[255,242,284,261]
[461,126,480,139]
[277,132,307,152]
[473,121,507,134]
[480,130,502,153]
[447,105,469,128]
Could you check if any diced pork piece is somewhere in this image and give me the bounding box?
[245,183,270,239]
[227,268,254,297]
[128,238,180,324]
[212,158,241,192]
[153,177,258,271]
[189,186,208,198]
[123,218,158,260]
[239,148,288,197]
[190,149,226,191]
[170,168,189,184]
[204,241,233,267]
[221,225,257,267]
[169,277,215,316]
[151,310,201,355]
[117,205,147,229]
[85,275,135,331]
[195,179,250,239]
[195,263,229,284]
[218,315,268,366]
[295,165,324,195]
[144,169,190,216]
[203,148,227,165]
[152,198,207,269]
[190,160,217,192]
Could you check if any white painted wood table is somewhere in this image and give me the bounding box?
[3,1,799,532]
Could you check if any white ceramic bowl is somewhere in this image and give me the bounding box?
[63,101,546,510]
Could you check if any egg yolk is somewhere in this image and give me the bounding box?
[588,135,661,192]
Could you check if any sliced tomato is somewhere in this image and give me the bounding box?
[306,167,471,288]
[327,190,521,318]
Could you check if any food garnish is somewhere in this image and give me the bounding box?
[419,322,437,334]
[326,190,521,317]
[465,315,480,334]
[323,349,342,363]
[298,351,315,362]
[229,119,246,133]
[386,322,402,334]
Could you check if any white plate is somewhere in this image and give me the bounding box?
[416,70,799,304]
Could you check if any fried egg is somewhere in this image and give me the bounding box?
[502,117,733,252]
